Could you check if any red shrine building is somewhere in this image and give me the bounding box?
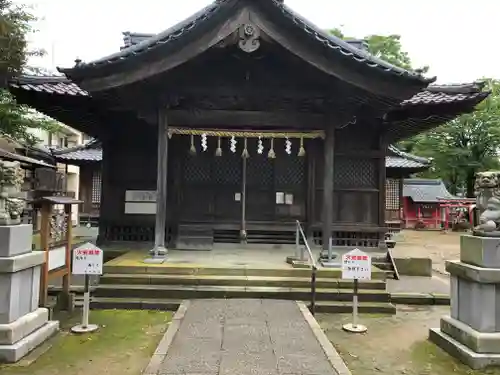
[9,0,488,253]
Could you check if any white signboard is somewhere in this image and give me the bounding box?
[72,242,104,275]
[341,248,371,280]
[125,190,157,202]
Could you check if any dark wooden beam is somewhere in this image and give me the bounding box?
[137,109,327,129]
[378,134,387,227]
[322,124,335,251]
[151,107,169,256]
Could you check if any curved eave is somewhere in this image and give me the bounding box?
[57,0,432,98]
[9,76,488,143]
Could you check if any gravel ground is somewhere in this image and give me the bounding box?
[317,305,500,375]
[393,230,463,274]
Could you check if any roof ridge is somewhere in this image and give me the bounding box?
[387,145,430,164]
[56,0,435,85]
[273,0,434,83]
[53,139,100,155]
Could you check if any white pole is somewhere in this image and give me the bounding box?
[71,274,98,334]
[352,278,358,328]
[82,275,90,328]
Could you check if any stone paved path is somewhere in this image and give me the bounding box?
[158,299,338,375]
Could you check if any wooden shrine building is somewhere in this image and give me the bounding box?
[53,139,429,231]
[9,0,488,252]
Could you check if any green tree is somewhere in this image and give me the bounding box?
[403,79,500,197]
[329,27,428,73]
[0,1,58,145]
[0,0,41,85]
[330,27,496,197]
[0,90,61,145]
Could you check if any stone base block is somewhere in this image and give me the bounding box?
[0,251,44,274]
[441,315,500,354]
[0,264,42,324]
[0,308,49,345]
[429,328,500,369]
[0,224,32,257]
[0,320,59,363]
[461,235,500,268]
[449,275,500,332]
[447,260,500,283]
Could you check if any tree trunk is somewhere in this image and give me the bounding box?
[466,170,476,198]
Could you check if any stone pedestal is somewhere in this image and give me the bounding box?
[429,235,500,369]
[0,224,59,363]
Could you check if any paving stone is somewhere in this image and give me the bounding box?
[177,322,223,339]
[159,338,221,374]
[156,299,338,375]
[277,353,334,374]
[220,351,279,375]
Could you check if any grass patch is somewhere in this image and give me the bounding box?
[0,309,172,375]
[318,308,500,375]
[410,340,500,375]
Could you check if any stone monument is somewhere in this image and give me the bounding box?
[0,160,59,363]
[429,171,500,369]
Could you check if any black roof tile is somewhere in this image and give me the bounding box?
[403,178,457,202]
[8,76,484,108]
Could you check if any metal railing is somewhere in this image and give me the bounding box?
[295,220,318,316]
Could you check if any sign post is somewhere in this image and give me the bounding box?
[341,248,371,333]
[70,242,103,334]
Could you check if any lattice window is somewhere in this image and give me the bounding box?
[334,157,377,188]
[385,178,400,210]
[213,154,241,185]
[247,155,274,187]
[92,170,102,203]
[184,154,211,183]
[275,156,305,186]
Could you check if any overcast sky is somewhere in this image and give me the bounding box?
[17,0,500,84]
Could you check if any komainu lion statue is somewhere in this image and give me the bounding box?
[473,171,500,236]
[0,160,25,225]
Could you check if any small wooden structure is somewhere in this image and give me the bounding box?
[52,140,102,226]
[385,146,431,229]
[402,179,474,229]
[35,195,82,307]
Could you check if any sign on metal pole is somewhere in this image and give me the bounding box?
[341,248,371,333]
[71,242,103,334]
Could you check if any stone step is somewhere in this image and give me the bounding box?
[102,265,386,280]
[93,284,391,302]
[99,273,387,290]
[86,297,395,314]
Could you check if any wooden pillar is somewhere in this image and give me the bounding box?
[151,107,169,256]
[378,133,387,228]
[322,125,334,251]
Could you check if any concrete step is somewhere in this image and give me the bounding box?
[102,265,386,280]
[93,284,391,302]
[99,273,387,290]
[85,297,395,314]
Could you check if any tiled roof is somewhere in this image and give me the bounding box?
[401,82,487,106]
[58,0,433,84]
[8,76,484,109]
[0,148,55,168]
[53,139,101,161]
[403,178,456,203]
[386,145,430,169]
[9,75,88,96]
